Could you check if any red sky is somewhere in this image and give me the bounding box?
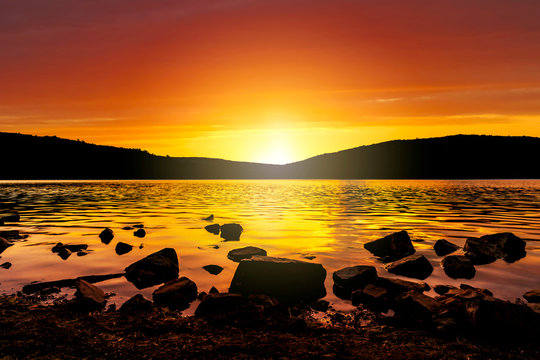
[1,0,540,163]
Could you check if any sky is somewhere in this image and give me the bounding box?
[1,0,540,164]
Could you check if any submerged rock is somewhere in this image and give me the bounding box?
[385,254,433,280]
[77,250,89,256]
[524,290,540,303]
[133,228,146,238]
[74,279,106,310]
[229,255,326,302]
[364,230,415,261]
[433,239,460,256]
[133,224,144,229]
[119,294,153,313]
[115,242,133,255]
[205,224,220,235]
[202,264,223,275]
[441,255,476,279]
[122,226,134,230]
[220,223,243,241]
[459,284,492,297]
[99,228,114,244]
[153,277,198,310]
[333,265,378,298]
[124,248,179,289]
[227,246,267,262]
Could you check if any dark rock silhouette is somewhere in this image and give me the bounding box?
[119,294,153,313]
[153,277,197,310]
[364,230,415,262]
[333,265,378,298]
[124,248,179,289]
[115,242,133,255]
[133,224,144,229]
[204,224,220,235]
[385,254,433,280]
[1,262,12,269]
[441,255,476,279]
[203,214,214,221]
[0,230,26,240]
[464,232,526,264]
[133,229,146,238]
[351,284,389,310]
[52,243,88,253]
[209,286,219,294]
[229,256,326,302]
[1,214,20,222]
[433,239,460,256]
[202,264,223,275]
[74,279,106,311]
[220,223,243,241]
[99,228,114,244]
[0,237,12,254]
[434,285,457,295]
[56,247,72,260]
[227,246,267,262]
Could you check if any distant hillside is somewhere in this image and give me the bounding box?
[0,133,539,179]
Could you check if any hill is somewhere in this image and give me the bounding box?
[0,133,538,179]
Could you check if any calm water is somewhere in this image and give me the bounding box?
[1,180,539,312]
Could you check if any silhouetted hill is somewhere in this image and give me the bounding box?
[0,133,538,179]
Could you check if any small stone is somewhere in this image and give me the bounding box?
[1,262,12,269]
[433,239,460,256]
[115,242,133,255]
[227,246,267,262]
[99,228,114,244]
[133,228,146,238]
[202,264,223,275]
[220,223,243,241]
[122,226,134,230]
[333,265,378,296]
[56,247,72,260]
[0,237,13,254]
[77,250,89,256]
[124,248,179,289]
[133,224,144,228]
[351,284,389,310]
[203,214,214,221]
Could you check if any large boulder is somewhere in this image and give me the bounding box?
[385,254,433,280]
[332,265,378,298]
[99,228,114,244]
[220,223,243,241]
[441,255,476,279]
[229,255,326,302]
[433,239,460,256]
[464,232,526,264]
[74,279,106,310]
[523,290,540,303]
[227,246,267,262]
[125,248,179,289]
[152,277,198,310]
[364,230,415,261]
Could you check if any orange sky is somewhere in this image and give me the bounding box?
[1,0,540,164]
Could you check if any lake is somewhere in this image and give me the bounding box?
[1,180,539,312]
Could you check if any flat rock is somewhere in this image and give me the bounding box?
[74,279,106,310]
[133,228,146,238]
[133,224,144,229]
[119,294,153,313]
[524,289,540,303]
[433,239,460,256]
[202,264,223,275]
[115,242,133,255]
[364,230,415,261]
[125,248,179,289]
[99,228,114,244]
[229,255,326,303]
[205,224,220,235]
[220,223,243,241]
[153,277,198,310]
[333,265,378,296]
[441,255,476,279]
[385,254,433,280]
[227,246,267,262]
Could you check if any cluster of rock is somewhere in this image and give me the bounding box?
[97,225,146,256]
[205,223,243,241]
[52,243,89,259]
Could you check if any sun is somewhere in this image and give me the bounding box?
[260,145,293,165]
[257,134,295,165]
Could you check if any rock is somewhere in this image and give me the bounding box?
[77,250,89,256]
[22,273,124,294]
[56,247,72,260]
[0,230,25,240]
[385,254,433,280]
[332,265,378,297]
[524,289,540,303]
[373,277,430,295]
[434,285,457,295]
[209,286,220,294]
[220,223,243,241]
[459,284,492,297]
[74,279,106,310]
[195,293,249,317]
[52,243,88,253]
[441,255,476,279]
[115,242,133,255]
[133,224,144,228]
[1,214,20,222]
[203,214,214,221]
[122,226,134,230]
[205,224,220,235]
[303,255,316,260]
[464,232,526,264]
[119,294,153,313]
[227,246,267,262]
[433,239,460,256]
[351,284,389,310]
[99,228,114,244]
[133,228,146,238]
[202,264,223,275]
[40,287,61,296]
[529,303,540,314]
[124,248,179,289]
[1,262,12,269]
[364,230,415,261]
[0,237,12,254]
[311,299,330,312]
[393,290,442,324]
[152,277,198,310]
[229,255,326,302]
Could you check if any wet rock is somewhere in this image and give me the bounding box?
[0,230,26,240]
[115,242,133,255]
[464,232,526,264]
[124,248,179,289]
[351,284,390,310]
[441,255,476,279]
[434,285,457,296]
[133,228,146,238]
[56,247,72,260]
[433,239,460,256]
[1,214,20,222]
[153,277,198,310]
[364,230,415,261]
[393,290,442,324]
[133,224,144,229]
[209,286,220,294]
[99,228,114,244]
[0,237,12,254]
[385,254,433,280]
[227,246,267,262]
[311,299,330,312]
[119,294,153,313]
[74,279,106,310]
[205,224,220,235]
[373,277,430,296]
[523,289,540,303]
[220,223,243,241]
[203,214,214,221]
[122,226,134,230]
[459,284,492,297]
[333,265,378,297]
[229,255,326,303]
[22,273,124,294]
[202,264,223,275]
[303,255,316,260]
[1,261,12,269]
[52,243,88,253]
